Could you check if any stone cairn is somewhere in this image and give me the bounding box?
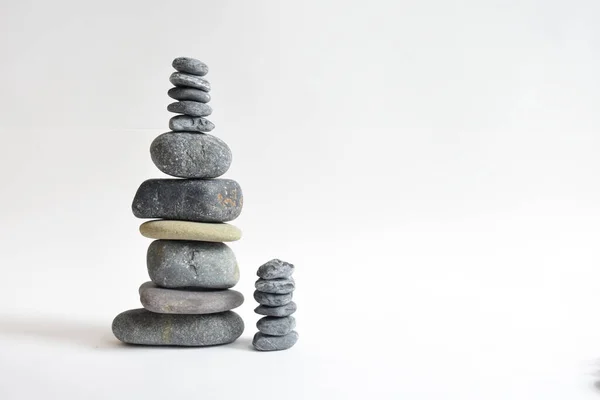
[253,259,298,351]
[112,57,245,346]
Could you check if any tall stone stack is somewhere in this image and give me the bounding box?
[112,57,245,347]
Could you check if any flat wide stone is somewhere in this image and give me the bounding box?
[172,57,209,76]
[254,302,297,317]
[167,101,212,117]
[168,87,211,103]
[253,290,292,307]
[169,115,214,132]
[253,331,298,351]
[170,72,211,92]
[257,259,295,280]
[255,278,295,294]
[257,316,296,336]
[140,220,241,242]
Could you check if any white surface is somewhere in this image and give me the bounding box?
[1,0,600,398]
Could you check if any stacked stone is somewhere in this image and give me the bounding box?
[252,259,298,351]
[112,57,245,347]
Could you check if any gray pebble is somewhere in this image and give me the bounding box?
[169,115,215,133]
[253,331,298,351]
[254,302,297,317]
[168,87,211,103]
[112,309,244,346]
[172,57,208,76]
[168,101,212,117]
[132,178,243,222]
[255,278,295,294]
[150,132,231,178]
[257,316,296,336]
[257,259,295,280]
[147,240,239,289]
[170,72,211,92]
[253,290,292,307]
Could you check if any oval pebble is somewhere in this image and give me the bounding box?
[253,331,298,351]
[170,72,211,92]
[140,220,241,242]
[255,278,295,294]
[169,115,215,133]
[167,101,212,117]
[168,87,211,103]
[253,290,292,307]
[257,259,295,280]
[254,302,297,317]
[172,57,208,76]
[257,316,296,336]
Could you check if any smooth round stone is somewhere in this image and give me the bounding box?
[112,309,244,346]
[167,101,212,117]
[257,316,296,336]
[257,259,295,280]
[139,282,243,314]
[253,331,298,351]
[147,240,239,289]
[253,290,292,307]
[132,178,243,222]
[140,220,241,242]
[255,278,295,294]
[150,132,231,178]
[172,57,208,76]
[169,115,214,133]
[168,87,211,103]
[170,72,211,92]
[254,302,297,317]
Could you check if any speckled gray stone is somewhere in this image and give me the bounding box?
[255,278,295,294]
[168,101,212,117]
[257,259,295,280]
[254,302,297,317]
[132,178,243,222]
[253,331,298,351]
[257,316,296,336]
[147,240,239,289]
[172,57,208,76]
[170,72,211,92]
[168,87,211,103]
[139,282,243,314]
[169,115,215,133]
[112,308,244,346]
[150,132,231,178]
[253,290,292,307]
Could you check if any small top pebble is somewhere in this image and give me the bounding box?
[173,57,209,76]
[257,259,295,280]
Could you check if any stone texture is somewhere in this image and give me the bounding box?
[257,259,295,280]
[254,302,297,317]
[140,220,242,242]
[172,57,208,76]
[256,316,296,336]
[150,132,231,178]
[132,178,243,222]
[253,331,298,351]
[168,87,211,103]
[112,308,244,346]
[147,240,239,289]
[169,115,214,133]
[170,72,211,92]
[253,290,292,307]
[167,101,212,117]
[139,282,243,314]
[255,278,295,294]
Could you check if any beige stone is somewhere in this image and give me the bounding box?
[140,220,241,242]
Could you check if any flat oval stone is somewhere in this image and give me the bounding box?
[139,282,243,314]
[170,72,211,92]
[150,132,231,178]
[132,178,243,222]
[169,115,215,133]
[254,302,297,317]
[257,316,296,336]
[168,87,211,103]
[140,220,241,242]
[257,259,295,280]
[167,101,212,117]
[147,240,239,289]
[172,57,208,76]
[255,278,295,294]
[112,308,244,346]
[253,331,298,351]
[253,290,292,306]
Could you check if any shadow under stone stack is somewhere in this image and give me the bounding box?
[253,259,298,351]
[112,57,245,347]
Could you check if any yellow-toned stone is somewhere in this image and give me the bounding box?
[140,220,241,242]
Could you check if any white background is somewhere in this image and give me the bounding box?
[1,0,600,398]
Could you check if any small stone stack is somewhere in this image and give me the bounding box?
[253,259,298,351]
[112,57,245,347]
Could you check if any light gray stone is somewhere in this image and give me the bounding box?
[254,302,297,317]
[253,290,292,307]
[257,259,295,280]
[168,87,211,103]
[253,331,298,351]
[172,57,208,76]
[168,101,212,117]
[169,115,215,133]
[170,72,211,92]
[257,316,296,336]
[255,278,295,294]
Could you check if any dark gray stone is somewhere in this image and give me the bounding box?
[147,240,239,289]
[170,72,211,92]
[253,331,298,351]
[168,87,211,103]
[172,57,208,76]
[112,309,244,346]
[169,115,215,133]
[168,101,212,117]
[150,132,231,178]
[254,302,297,317]
[257,316,296,336]
[257,259,295,280]
[253,290,292,306]
[255,278,295,294]
[132,178,243,222]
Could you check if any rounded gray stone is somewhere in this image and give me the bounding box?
[170,72,211,92]
[112,308,244,346]
[168,101,212,117]
[257,259,295,280]
[257,316,296,336]
[132,178,243,222]
[169,115,215,133]
[255,278,295,294]
[253,331,298,351]
[150,132,231,178]
[172,57,208,76]
[254,302,297,317]
[139,282,244,314]
[147,240,239,289]
[253,290,292,307]
[168,87,211,103]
